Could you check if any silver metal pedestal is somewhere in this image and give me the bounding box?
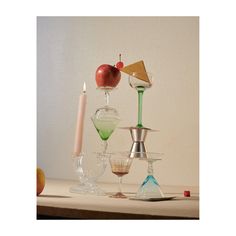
[119,127,158,158]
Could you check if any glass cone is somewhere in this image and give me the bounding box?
[136,175,164,199]
[92,106,120,141]
[93,118,119,140]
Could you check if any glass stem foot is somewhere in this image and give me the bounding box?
[110,192,127,198]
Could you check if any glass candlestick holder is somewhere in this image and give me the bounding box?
[70,152,110,195]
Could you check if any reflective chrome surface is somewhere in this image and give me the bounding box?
[129,127,149,158]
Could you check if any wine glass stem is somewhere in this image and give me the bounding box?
[103,140,108,153]
[137,90,144,127]
[118,176,122,193]
[147,161,153,175]
[105,91,109,106]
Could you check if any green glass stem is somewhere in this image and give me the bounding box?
[137,87,145,128]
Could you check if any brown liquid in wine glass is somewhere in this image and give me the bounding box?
[111,165,129,177]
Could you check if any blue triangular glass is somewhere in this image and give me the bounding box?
[136,175,164,199]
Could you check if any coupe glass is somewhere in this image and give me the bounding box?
[109,153,133,198]
[92,87,120,153]
[70,152,110,195]
[128,72,153,128]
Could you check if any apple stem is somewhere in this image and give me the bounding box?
[119,53,121,62]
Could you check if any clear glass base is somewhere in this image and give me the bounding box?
[109,192,127,198]
[135,175,164,199]
[70,182,106,196]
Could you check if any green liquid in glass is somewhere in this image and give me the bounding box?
[93,119,118,141]
[96,128,114,141]
[137,86,145,128]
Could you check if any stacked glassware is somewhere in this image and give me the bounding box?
[120,62,166,200]
[70,60,172,200]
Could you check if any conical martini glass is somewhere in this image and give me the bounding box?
[133,152,165,200]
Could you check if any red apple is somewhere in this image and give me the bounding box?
[95,64,121,88]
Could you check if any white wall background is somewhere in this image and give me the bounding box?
[37,17,199,186]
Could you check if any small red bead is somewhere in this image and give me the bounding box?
[116,61,124,69]
[184,190,190,197]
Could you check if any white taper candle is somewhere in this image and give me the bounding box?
[73,82,87,156]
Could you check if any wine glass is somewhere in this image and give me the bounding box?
[109,153,133,198]
[92,87,120,153]
[129,72,153,128]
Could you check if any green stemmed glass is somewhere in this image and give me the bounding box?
[128,72,153,128]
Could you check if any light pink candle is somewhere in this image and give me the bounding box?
[73,82,87,156]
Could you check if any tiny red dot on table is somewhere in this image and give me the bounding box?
[184,190,190,197]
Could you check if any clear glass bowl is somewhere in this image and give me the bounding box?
[108,152,133,198]
[128,72,153,90]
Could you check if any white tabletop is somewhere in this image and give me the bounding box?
[37,179,199,219]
